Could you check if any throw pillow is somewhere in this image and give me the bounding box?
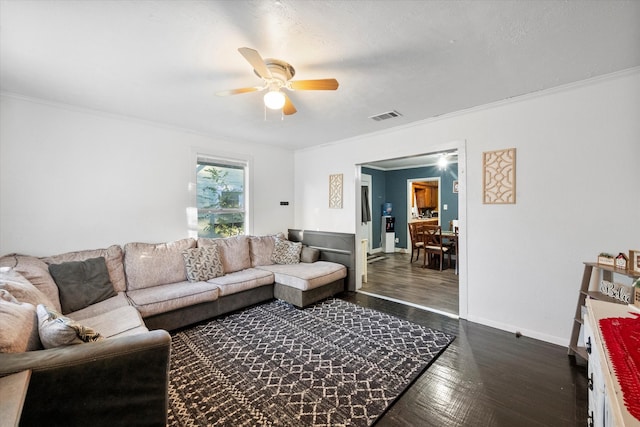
[0,290,41,353]
[48,257,117,314]
[37,304,103,349]
[300,246,321,263]
[182,246,224,282]
[272,238,302,265]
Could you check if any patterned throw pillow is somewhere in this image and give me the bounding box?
[37,304,103,349]
[271,238,302,265]
[182,246,224,282]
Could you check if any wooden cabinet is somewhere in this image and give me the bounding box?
[585,299,640,426]
[412,183,438,209]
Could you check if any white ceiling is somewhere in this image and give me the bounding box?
[1,1,639,151]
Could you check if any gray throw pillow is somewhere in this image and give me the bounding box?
[48,257,117,314]
[300,246,320,263]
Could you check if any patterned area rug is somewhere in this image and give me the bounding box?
[168,298,454,426]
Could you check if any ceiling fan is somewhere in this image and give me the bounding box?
[216,47,339,115]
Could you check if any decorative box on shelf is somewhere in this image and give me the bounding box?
[598,254,615,267]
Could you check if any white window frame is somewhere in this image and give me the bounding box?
[191,151,252,238]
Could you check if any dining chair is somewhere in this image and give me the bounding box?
[446,226,459,274]
[408,222,424,262]
[422,225,451,271]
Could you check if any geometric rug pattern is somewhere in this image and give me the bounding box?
[168,298,455,426]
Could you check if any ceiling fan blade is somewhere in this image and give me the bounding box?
[215,86,263,96]
[238,47,272,79]
[283,93,297,115]
[289,78,339,91]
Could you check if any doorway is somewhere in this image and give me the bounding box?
[356,146,465,318]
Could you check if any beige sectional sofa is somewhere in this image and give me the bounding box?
[0,233,347,426]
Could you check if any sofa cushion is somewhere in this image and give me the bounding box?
[124,238,196,291]
[257,261,347,291]
[67,292,131,321]
[41,245,127,293]
[48,257,118,314]
[300,246,321,263]
[126,280,220,318]
[182,246,224,282]
[206,268,274,296]
[37,304,103,349]
[0,290,41,353]
[0,269,56,308]
[0,255,62,312]
[272,238,302,265]
[77,306,148,339]
[249,233,285,267]
[198,235,251,273]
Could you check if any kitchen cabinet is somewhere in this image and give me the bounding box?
[414,186,438,209]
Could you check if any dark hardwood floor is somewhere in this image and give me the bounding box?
[340,288,588,426]
[361,252,459,316]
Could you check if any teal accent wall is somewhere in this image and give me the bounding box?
[362,163,458,251]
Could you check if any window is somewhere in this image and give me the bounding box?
[196,156,247,238]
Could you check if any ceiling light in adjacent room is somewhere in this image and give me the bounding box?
[264,90,286,110]
[438,155,448,170]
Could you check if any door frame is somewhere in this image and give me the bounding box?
[360,173,373,254]
[354,139,467,319]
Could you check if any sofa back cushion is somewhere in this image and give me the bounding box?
[0,255,62,312]
[124,238,196,291]
[42,245,127,293]
[249,234,282,267]
[198,235,250,274]
[0,269,56,308]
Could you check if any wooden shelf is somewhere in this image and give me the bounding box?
[584,261,640,279]
[568,262,637,362]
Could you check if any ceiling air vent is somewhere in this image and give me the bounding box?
[369,110,402,122]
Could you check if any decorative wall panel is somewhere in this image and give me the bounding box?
[483,148,516,204]
[329,174,343,209]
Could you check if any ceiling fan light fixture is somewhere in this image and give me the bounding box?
[264,90,286,110]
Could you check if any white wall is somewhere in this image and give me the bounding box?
[294,69,640,345]
[0,95,295,256]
